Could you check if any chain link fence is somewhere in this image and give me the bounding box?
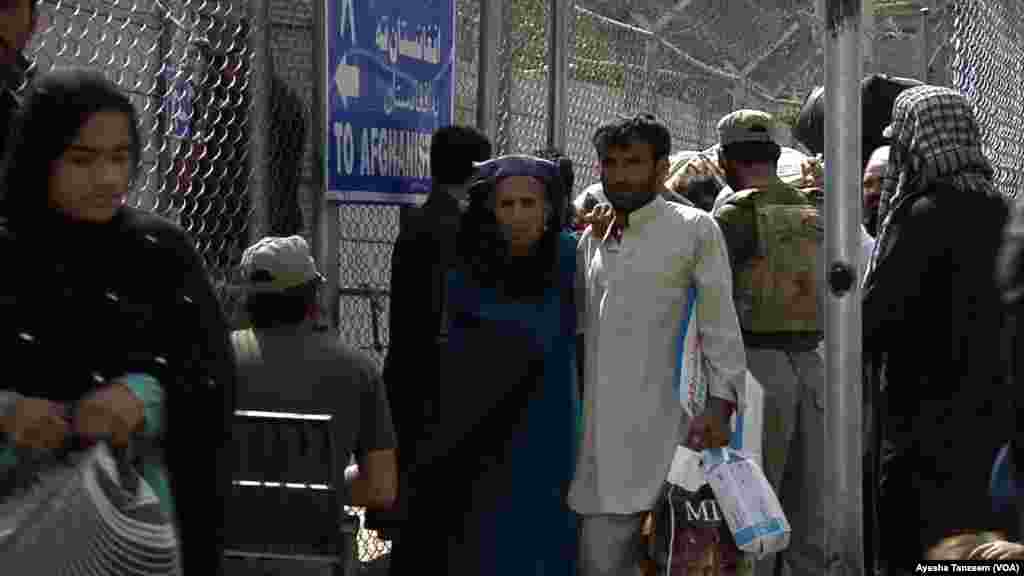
[943,0,1024,200]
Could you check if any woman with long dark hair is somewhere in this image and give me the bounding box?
[0,68,236,572]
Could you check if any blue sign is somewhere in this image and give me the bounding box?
[325,0,455,204]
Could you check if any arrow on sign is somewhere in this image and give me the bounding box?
[335,55,360,108]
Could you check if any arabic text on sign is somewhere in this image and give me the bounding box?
[376,18,442,65]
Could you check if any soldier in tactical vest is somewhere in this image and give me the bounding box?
[711,110,825,576]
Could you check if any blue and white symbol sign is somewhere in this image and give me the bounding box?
[326,0,455,204]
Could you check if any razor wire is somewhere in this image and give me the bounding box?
[565,6,750,198]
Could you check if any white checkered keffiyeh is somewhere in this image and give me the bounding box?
[865,85,997,283]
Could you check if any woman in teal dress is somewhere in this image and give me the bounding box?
[434,154,580,575]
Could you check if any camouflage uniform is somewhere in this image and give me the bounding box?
[712,111,826,576]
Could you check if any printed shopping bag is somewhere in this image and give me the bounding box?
[649,445,753,575]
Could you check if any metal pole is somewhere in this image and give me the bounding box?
[824,0,864,574]
[248,0,271,247]
[862,0,875,73]
[477,0,504,142]
[547,0,570,151]
[643,37,659,117]
[312,0,335,333]
[919,7,930,82]
[325,202,341,338]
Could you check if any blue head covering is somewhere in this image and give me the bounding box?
[467,154,569,230]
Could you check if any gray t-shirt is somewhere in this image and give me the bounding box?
[232,327,396,469]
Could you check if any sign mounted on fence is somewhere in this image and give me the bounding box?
[324,0,455,205]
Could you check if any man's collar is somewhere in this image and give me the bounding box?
[627,194,665,229]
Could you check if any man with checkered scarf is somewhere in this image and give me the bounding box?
[864,85,1015,571]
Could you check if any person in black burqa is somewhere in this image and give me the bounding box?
[0,68,236,573]
[376,125,491,576]
[863,85,1014,570]
[997,180,1024,547]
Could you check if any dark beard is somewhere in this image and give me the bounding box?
[602,175,658,214]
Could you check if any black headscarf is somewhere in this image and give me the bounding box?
[0,67,142,229]
[793,74,923,173]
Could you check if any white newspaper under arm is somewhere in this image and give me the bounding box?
[676,286,763,471]
[675,285,707,418]
[701,447,791,558]
[728,372,764,469]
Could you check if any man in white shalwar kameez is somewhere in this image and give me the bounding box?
[570,114,747,576]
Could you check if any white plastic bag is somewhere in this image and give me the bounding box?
[701,447,790,558]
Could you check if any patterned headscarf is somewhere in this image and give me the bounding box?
[865,85,997,282]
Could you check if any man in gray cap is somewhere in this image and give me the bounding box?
[230,236,398,536]
[711,110,826,576]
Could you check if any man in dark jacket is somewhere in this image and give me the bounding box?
[864,85,1013,570]
[374,125,491,575]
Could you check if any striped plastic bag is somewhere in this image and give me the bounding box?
[0,441,181,575]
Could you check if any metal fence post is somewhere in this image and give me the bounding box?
[547,0,570,151]
[919,7,930,82]
[862,0,875,73]
[325,201,341,337]
[644,36,659,116]
[248,0,271,247]
[312,0,332,332]
[477,0,505,143]
[823,0,864,574]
